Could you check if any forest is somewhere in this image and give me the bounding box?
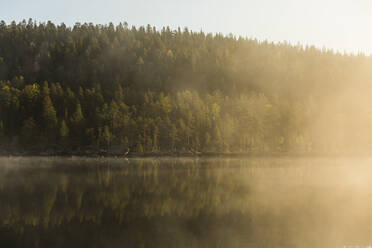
[1,19,372,155]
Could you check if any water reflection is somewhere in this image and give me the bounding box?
[1,157,372,247]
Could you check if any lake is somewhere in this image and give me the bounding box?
[1,157,372,248]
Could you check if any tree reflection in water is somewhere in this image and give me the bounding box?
[1,157,372,248]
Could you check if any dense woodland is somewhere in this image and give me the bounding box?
[1,20,372,155]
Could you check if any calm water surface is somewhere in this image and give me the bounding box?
[1,157,372,248]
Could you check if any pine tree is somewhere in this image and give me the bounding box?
[43,95,58,130]
[58,120,70,150]
[70,103,85,145]
[137,143,144,153]
[60,120,69,139]
[1,20,372,154]
[71,103,84,124]
[102,125,112,149]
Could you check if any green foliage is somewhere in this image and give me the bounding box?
[137,143,144,153]
[71,104,84,124]
[59,120,69,138]
[0,20,371,154]
[101,126,112,148]
[43,95,57,129]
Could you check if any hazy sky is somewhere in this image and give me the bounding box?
[1,0,371,54]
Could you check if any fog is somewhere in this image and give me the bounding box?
[2,22,372,156]
[1,157,372,247]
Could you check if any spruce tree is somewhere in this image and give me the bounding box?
[42,95,58,130]
[59,120,69,139]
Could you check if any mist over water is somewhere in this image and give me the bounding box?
[0,157,372,247]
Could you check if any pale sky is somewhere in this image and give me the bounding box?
[1,0,371,54]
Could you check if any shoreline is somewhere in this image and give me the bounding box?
[1,151,371,158]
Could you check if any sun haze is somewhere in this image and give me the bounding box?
[1,0,371,54]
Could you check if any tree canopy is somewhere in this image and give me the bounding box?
[0,20,372,155]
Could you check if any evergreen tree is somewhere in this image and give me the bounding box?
[0,20,371,154]
[43,95,58,130]
[70,103,85,145]
[102,126,112,149]
[71,103,84,124]
[60,120,69,139]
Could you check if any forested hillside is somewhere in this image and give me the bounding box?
[1,20,372,155]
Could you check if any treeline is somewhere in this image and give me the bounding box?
[1,20,372,155]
